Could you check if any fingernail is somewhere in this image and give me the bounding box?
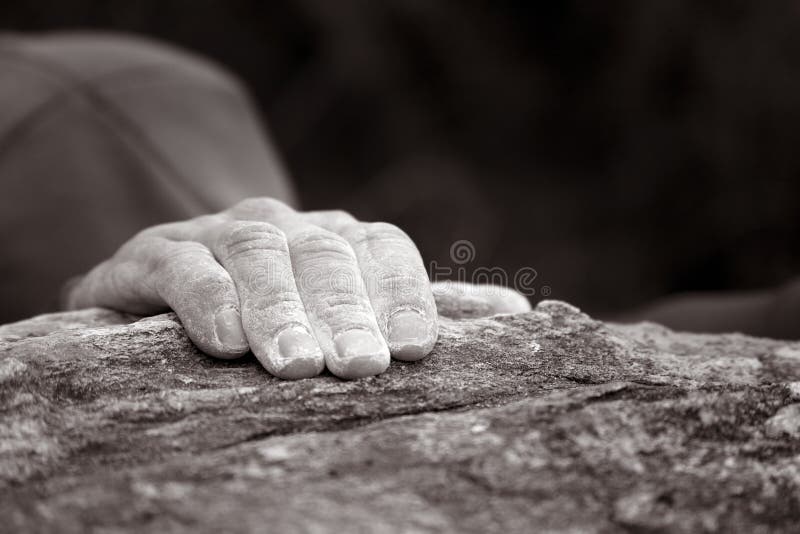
[277,327,321,360]
[333,329,389,379]
[274,327,324,380]
[335,329,383,359]
[388,310,429,361]
[214,308,247,350]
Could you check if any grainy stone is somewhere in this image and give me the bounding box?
[2,300,800,533]
[764,404,800,439]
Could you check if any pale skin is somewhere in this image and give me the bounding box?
[63,192,800,381]
[66,197,529,380]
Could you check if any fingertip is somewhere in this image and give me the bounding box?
[334,354,391,379]
[175,309,249,360]
[431,282,531,318]
[490,289,532,314]
[390,343,431,362]
[329,329,391,379]
[387,309,437,362]
[270,356,325,380]
[198,344,248,361]
[254,326,325,380]
[213,307,249,355]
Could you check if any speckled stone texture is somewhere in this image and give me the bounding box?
[2,300,800,533]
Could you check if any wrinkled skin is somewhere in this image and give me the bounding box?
[67,198,530,379]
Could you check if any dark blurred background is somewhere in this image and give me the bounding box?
[4,0,800,316]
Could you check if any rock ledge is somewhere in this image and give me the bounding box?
[2,301,800,532]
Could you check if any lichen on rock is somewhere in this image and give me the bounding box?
[2,300,800,532]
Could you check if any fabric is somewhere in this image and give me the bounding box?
[0,32,296,323]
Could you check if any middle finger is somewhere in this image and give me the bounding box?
[286,223,390,379]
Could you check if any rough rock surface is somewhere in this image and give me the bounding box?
[2,300,800,533]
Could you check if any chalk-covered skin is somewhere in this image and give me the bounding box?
[66,198,441,380]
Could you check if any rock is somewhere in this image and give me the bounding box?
[764,404,800,439]
[2,300,800,532]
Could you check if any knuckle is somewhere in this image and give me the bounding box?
[130,215,227,250]
[365,221,408,238]
[378,269,423,289]
[151,243,235,303]
[345,221,410,247]
[153,241,214,276]
[316,294,373,319]
[290,228,355,261]
[367,268,429,298]
[322,209,356,222]
[228,197,291,220]
[242,293,307,320]
[324,293,369,310]
[186,213,230,235]
[137,215,225,241]
[135,223,175,240]
[218,221,287,261]
[304,209,357,231]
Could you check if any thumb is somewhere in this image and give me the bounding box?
[431,281,531,319]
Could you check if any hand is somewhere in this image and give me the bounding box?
[66,198,438,379]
